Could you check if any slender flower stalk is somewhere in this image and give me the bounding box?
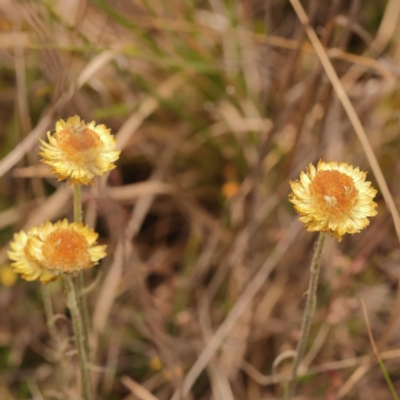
[65,276,93,400]
[77,272,91,356]
[286,160,378,399]
[73,183,91,358]
[74,184,82,224]
[286,232,326,399]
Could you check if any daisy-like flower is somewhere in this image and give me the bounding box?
[8,219,107,283]
[289,160,378,241]
[40,115,120,185]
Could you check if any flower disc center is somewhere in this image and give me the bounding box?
[42,228,91,272]
[310,170,358,215]
[57,124,102,163]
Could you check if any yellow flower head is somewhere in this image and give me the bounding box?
[8,219,107,283]
[40,115,120,185]
[289,160,378,241]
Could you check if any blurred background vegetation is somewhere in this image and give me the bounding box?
[1,0,400,399]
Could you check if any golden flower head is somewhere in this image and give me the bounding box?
[289,160,378,241]
[8,219,107,283]
[39,115,120,185]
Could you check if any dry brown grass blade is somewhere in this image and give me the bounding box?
[326,48,394,83]
[198,283,235,400]
[301,323,330,371]
[91,241,124,392]
[360,298,381,363]
[115,73,187,151]
[335,297,400,400]
[24,186,72,228]
[121,376,160,400]
[253,33,393,80]
[0,32,29,48]
[335,363,372,399]
[76,51,119,89]
[289,0,400,243]
[332,287,399,398]
[371,0,400,53]
[356,299,399,400]
[104,181,174,200]
[241,348,400,387]
[12,165,50,178]
[92,241,124,336]
[0,208,19,230]
[104,182,229,241]
[219,263,253,379]
[127,141,177,239]
[0,113,53,178]
[51,0,88,101]
[14,19,45,202]
[207,362,235,400]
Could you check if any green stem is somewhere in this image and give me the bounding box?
[377,358,400,400]
[65,277,93,400]
[73,184,91,358]
[286,232,326,399]
[41,284,66,391]
[78,272,91,356]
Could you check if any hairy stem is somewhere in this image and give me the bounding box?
[73,183,91,358]
[65,277,93,400]
[286,232,326,399]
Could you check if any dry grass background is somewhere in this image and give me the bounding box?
[1,0,400,399]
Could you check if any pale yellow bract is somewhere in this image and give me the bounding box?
[289,160,378,241]
[8,219,107,283]
[40,115,120,185]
